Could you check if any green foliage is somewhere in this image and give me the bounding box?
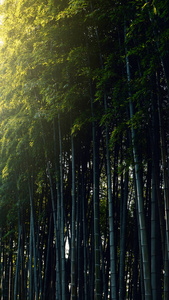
[0,0,168,298]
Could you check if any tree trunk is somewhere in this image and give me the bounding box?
[91,96,101,299]
[53,117,61,300]
[29,207,33,300]
[157,88,169,299]
[104,94,117,300]
[71,132,76,300]
[119,169,128,300]
[82,169,88,300]
[14,223,21,300]
[58,114,66,300]
[43,214,52,300]
[125,22,152,300]
[47,160,61,300]
[29,181,39,300]
[151,78,161,300]
[157,89,169,262]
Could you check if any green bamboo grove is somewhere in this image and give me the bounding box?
[0,0,169,299]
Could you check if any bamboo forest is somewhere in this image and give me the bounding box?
[0,0,169,299]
